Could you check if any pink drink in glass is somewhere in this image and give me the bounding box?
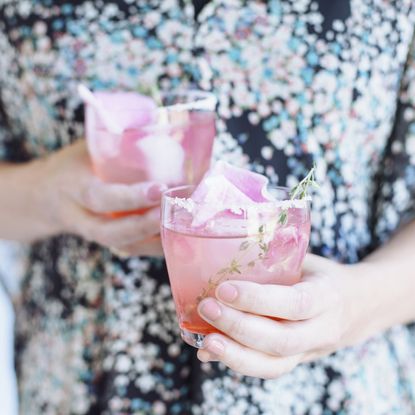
[85,91,217,216]
[161,186,311,348]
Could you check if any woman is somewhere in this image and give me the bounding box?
[1,0,415,414]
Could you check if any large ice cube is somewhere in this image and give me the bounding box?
[94,91,157,131]
[190,161,273,226]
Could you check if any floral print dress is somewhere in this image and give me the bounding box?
[1,1,415,414]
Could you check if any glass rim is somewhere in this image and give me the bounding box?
[162,184,311,211]
[161,89,217,112]
[89,89,217,113]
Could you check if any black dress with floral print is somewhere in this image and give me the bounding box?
[1,1,415,414]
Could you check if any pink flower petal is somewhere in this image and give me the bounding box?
[263,224,309,278]
[190,161,273,227]
[192,161,272,203]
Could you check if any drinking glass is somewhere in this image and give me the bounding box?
[85,90,217,216]
[161,185,311,348]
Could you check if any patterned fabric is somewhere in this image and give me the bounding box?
[1,0,415,414]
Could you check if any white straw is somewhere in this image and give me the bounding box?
[77,84,123,135]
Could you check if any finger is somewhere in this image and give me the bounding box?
[112,236,164,258]
[78,179,167,214]
[215,279,327,321]
[198,298,330,356]
[92,208,161,247]
[197,334,302,379]
[71,206,160,247]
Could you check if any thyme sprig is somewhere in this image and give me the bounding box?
[289,164,319,200]
[277,164,318,225]
[196,226,271,303]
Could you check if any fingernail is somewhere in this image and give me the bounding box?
[199,299,222,321]
[147,184,167,202]
[205,339,225,357]
[217,282,238,303]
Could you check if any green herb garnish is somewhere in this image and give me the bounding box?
[289,164,319,200]
[277,164,318,225]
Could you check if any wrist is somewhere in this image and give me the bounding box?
[7,157,61,241]
[330,260,392,348]
[31,155,65,238]
[346,262,384,342]
[344,258,413,345]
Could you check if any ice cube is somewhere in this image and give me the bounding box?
[192,161,272,203]
[94,91,157,131]
[136,134,185,184]
[190,161,273,226]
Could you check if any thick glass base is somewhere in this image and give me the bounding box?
[180,328,206,348]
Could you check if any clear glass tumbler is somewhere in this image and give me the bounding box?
[85,90,217,216]
[161,185,311,348]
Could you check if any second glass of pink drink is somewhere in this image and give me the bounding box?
[161,181,311,348]
[85,90,217,216]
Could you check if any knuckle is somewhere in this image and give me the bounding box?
[227,316,247,339]
[243,289,261,311]
[275,335,291,356]
[133,183,148,202]
[226,354,246,373]
[116,186,137,208]
[274,333,300,356]
[289,287,313,319]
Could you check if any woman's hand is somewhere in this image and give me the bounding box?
[27,140,165,256]
[196,254,378,379]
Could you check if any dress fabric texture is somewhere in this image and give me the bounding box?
[1,0,415,414]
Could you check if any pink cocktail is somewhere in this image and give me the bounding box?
[85,90,217,215]
[161,185,311,348]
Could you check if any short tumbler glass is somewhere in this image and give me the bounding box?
[85,90,217,216]
[160,185,311,348]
